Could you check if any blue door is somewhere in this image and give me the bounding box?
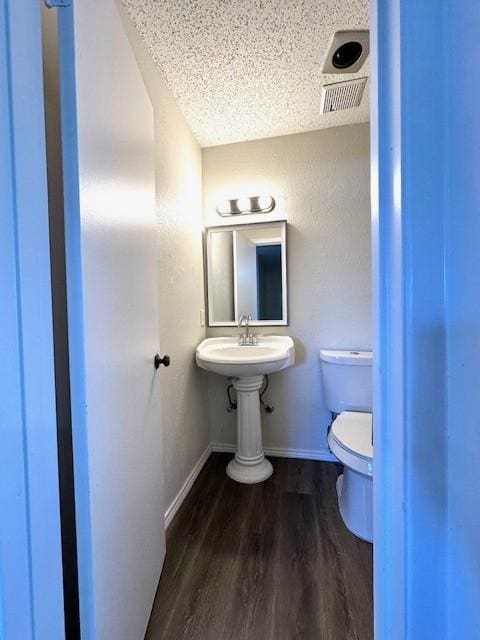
[0,1,65,638]
[372,0,480,638]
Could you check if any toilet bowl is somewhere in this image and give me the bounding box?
[319,349,373,544]
[328,411,373,542]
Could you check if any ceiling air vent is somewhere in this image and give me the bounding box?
[320,77,367,114]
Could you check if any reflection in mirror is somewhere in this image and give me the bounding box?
[206,222,287,326]
[209,230,235,322]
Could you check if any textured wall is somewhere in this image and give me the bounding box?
[120,7,209,512]
[203,124,371,455]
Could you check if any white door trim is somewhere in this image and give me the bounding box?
[0,1,65,637]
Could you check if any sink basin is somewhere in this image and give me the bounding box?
[196,336,295,378]
[196,335,295,484]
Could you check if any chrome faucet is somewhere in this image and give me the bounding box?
[238,314,257,345]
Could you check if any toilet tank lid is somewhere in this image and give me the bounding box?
[319,349,372,366]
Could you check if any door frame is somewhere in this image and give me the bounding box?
[0,1,65,637]
[371,1,454,637]
[370,0,407,635]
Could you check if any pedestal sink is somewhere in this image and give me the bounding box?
[196,336,295,483]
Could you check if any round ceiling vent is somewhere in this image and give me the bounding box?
[322,30,370,74]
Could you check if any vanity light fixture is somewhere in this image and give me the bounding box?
[216,195,276,217]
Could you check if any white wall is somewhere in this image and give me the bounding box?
[234,230,258,318]
[203,124,371,455]
[210,230,234,321]
[119,6,210,511]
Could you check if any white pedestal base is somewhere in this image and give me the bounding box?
[226,455,273,484]
[226,375,273,484]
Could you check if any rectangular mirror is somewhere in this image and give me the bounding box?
[205,221,287,326]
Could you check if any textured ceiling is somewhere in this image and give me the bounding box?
[122,0,369,147]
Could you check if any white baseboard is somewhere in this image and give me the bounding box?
[211,442,337,463]
[164,444,212,529]
[165,442,337,529]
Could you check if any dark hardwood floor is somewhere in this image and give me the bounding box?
[145,453,373,640]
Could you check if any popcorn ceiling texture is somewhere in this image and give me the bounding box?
[121,0,369,147]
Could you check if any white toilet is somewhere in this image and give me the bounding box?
[319,349,373,543]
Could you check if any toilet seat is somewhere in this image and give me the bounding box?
[328,411,373,476]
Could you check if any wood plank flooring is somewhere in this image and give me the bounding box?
[145,454,373,640]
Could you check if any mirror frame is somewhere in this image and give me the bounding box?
[204,220,288,327]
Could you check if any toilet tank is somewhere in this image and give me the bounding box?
[320,349,372,413]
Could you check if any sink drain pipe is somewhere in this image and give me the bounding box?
[226,376,274,414]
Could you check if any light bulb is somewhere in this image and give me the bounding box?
[216,200,231,215]
[237,196,251,213]
[258,195,273,210]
